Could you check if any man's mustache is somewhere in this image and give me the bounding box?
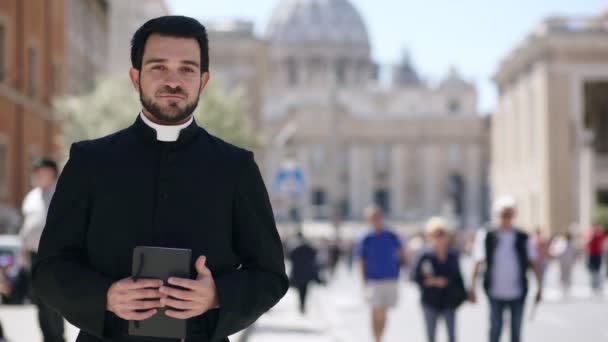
[156,87,187,97]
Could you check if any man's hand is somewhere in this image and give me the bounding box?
[107,278,163,321]
[423,276,448,288]
[467,289,477,304]
[160,255,219,320]
[535,288,543,304]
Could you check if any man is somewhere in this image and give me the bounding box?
[531,227,550,282]
[287,232,320,314]
[469,196,542,342]
[584,222,606,293]
[33,16,288,342]
[20,158,65,342]
[355,205,405,342]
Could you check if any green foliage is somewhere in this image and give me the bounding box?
[593,205,608,232]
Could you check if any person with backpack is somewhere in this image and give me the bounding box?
[355,205,405,342]
[469,196,542,342]
[414,217,466,342]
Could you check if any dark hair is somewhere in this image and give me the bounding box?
[131,15,209,73]
[32,158,58,175]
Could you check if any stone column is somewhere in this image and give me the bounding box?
[579,130,596,232]
[349,145,373,219]
[422,144,440,218]
[390,144,406,220]
[465,144,482,228]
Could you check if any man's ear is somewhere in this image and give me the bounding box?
[129,68,141,92]
[199,72,211,95]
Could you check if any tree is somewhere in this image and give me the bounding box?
[54,77,259,153]
[593,205,608,232]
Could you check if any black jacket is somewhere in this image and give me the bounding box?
[483,228,530,299]
[32,115,289,342]
[414,248,466,309]
[288,242,319,287]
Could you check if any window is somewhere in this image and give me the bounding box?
[311,188,327,206]
[374,189,390,215]
[0,23,5,82]
[597,190,608,206]
[448,98,461,114]
[0,136,8,196]
[28,44,38,97]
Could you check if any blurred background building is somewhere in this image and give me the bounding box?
[208,0,490,227]
[492,10,608,235]
[0,0,109,230]
[107,0,169,75]
[0,0,168,232]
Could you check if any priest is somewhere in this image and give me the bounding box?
[32,15,288,342]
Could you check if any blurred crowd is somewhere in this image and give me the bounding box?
[284,201,607,342]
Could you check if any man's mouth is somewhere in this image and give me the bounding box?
[158,94,185,100]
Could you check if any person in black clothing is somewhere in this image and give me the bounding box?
[414,217,466,342]
[288,232,320,314]
[32,16,287,342]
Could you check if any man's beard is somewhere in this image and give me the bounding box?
[140,83,200,124]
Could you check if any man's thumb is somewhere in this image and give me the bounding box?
[195,255,208,276]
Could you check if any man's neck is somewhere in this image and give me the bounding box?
[139,111,193,142]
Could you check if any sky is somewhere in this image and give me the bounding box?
[167,0,607,114]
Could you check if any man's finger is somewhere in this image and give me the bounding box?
[159,286,197,301]
[121,309,158,321]
[120,278,163,291]
[123,300,163,311]
[195,256,211,277]
[167,277,201,291]
[161,297,199,310]
[128,288,163,301]
[165,309,199,320]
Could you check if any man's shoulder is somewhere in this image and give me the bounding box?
[70,127,130,155]
[200,129,253,163]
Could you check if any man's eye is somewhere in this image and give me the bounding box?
[181,67,194,73]
[152,65,166,71]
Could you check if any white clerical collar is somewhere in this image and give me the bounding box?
[139,111,193,142]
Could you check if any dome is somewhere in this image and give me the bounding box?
[267,0,370,47]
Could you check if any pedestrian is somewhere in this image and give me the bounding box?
[288,232,320,314]
[414,217,466,342]
[19,158,65,342]
[355,205,405,342]
[32,16,288,342]
[469,196,543,342]
[549,232,579,297]
[328,237,342,278]
[583,222,606,293]
[531,227,550,282]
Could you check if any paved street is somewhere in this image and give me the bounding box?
[0,258,606,342]
[249,258,608,342]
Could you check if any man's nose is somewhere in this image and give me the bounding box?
[163,70,182,88]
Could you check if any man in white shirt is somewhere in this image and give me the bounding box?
[469,196,542,342]
[20,158,65,342]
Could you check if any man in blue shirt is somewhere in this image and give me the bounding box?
[355,205,405,342]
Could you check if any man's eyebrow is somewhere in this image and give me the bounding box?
[144,58,167,65]
[143,58,200,68]
[182,60,200,68]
